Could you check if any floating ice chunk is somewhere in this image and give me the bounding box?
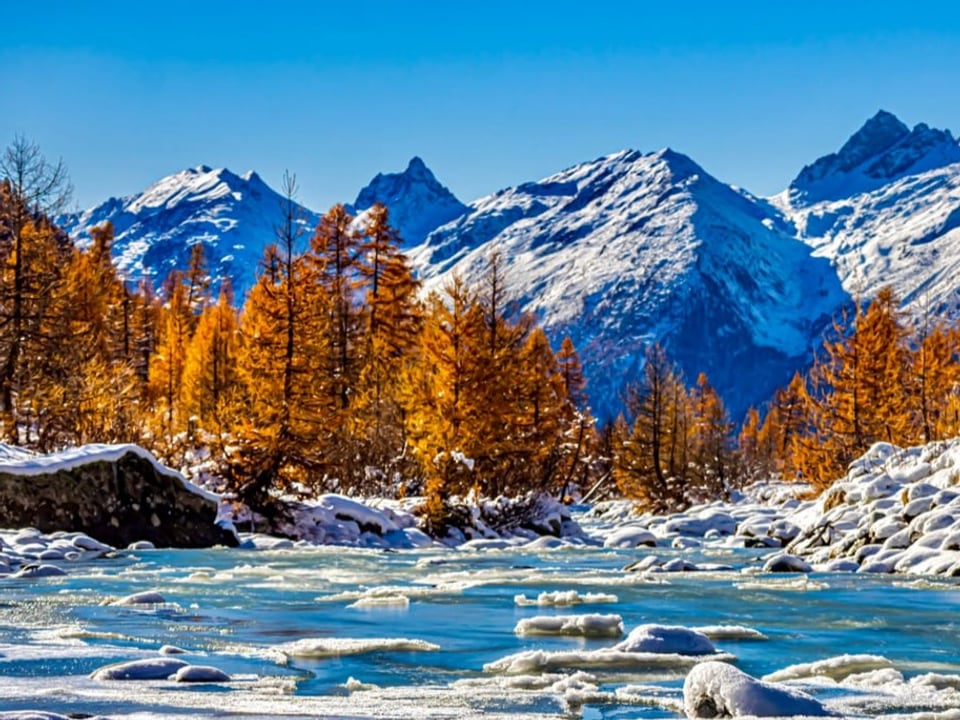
[111,591,166,606]
[0,713,81,720]
[343,676,379,691]
[173,664,231,682]
[616,624,716,655]
[684,661,832,718]
[764,654,893,683]
[484,648,732,674]
[843,667,904,687]
[604,526,657,548]
[91,657,189,680]
[127,540,156,550]
[514,613,623,638]
[346,594,410,609]
[280,637,440,658]
[514,590,618,607]
[693,625,767,641]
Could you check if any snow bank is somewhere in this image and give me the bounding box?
[233,489,584,550]
[684,661,832,717]
[583,440,960,579]
[514,614,623,638]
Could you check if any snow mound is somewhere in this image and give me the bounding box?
[90,657,189,681]
[615,624,716,655]
[684,661,833,718]
[514,614,623,638]
[172,664,231,682]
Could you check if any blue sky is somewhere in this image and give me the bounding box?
[2,1,959,210]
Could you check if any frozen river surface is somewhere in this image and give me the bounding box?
[2,534,960,719]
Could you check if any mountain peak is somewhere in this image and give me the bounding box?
[406,156,429,174]
[353,157,467,245]
[788,111,960,204]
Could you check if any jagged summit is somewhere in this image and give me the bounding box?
[59,165,317,298]
[352,157,467,245]
[788,110,960,204]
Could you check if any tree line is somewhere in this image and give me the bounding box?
[4,137,960,522]
[0,144,597,529]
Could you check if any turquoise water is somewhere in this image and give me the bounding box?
[1,537,959,718]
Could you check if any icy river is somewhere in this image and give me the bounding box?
[2,534,960,719]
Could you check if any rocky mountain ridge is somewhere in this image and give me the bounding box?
[57,110,960,419]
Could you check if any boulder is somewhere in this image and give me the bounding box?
[0,445,237,548]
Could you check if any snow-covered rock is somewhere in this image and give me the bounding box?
[0,444,236,549]
[684,661,832,718]
[172,664,231,682]
[615,625,716,655]
[90,657,189,681]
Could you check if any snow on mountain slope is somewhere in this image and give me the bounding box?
[350,157,467,246]
[410,149,846,420]
[59,166,318,298]
[776,111,960,317]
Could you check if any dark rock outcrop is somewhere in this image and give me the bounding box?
[0,446,237,548]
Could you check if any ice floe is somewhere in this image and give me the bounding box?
[279,637,440,659]
[513,590,619,607]
[513,613,623,638]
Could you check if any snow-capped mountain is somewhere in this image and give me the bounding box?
[349,156,467,245]
[775,111,960,316]
[59,111,960,421]
[409,149,846,420]
[59,165,319,298]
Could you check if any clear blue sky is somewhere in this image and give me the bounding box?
[2,1,959,211]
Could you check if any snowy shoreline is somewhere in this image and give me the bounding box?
[4,439,960,581]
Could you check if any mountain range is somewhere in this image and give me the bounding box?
[59,111,960,420]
